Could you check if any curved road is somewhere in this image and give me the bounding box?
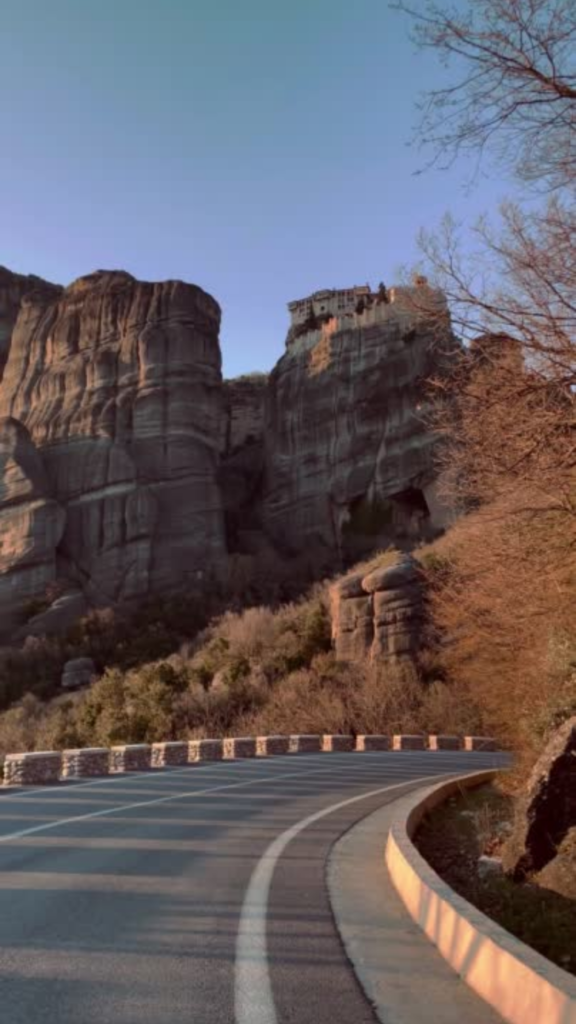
[0,750,504,1023]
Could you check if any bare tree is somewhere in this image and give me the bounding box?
[394,0,576,191]
[394,1,576,753]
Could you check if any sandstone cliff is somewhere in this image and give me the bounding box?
[262,286,456,566]
[0,267,458,637]
[0,267,60,381]
[218,374,267,552]
[0,270,226,624]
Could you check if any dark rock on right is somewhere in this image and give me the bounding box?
[502,716,576,898]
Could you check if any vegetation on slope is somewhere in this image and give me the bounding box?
[0,552,487,760]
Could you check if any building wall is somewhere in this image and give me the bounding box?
[288,285,371,326]
[286,283,447,346]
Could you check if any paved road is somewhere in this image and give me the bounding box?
[0,750,505,1023]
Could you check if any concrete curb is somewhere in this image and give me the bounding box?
[328,788,503,1024]
[385,771,576,1024]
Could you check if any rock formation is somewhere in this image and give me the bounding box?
[502,717,576,897]
[0,417,65,630]
[61,656,97,690]
[0,270,226,624]
[218,374,267,552]
[262,283,456,566]
[0,267,60,381]
[0,267,457,637]
[330,553,424,666]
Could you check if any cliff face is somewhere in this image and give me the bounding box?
[0,270,226,621]
[262,291,456,566]
[0,266,457,637]
[218,375,267,552]
[0,267,60,382]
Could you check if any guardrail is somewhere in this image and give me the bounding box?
[1,734,499,786]
[385,772,576,1024]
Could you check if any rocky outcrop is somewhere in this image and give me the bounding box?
[502,717,576,897]
[61,657,96,690]
[330,553,424,665]
[262,285,457,566]
[0,417,65,630]
[0,267,61,381]
[0,268,458,636]
[0,270,226,619]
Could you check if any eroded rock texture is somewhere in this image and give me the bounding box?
[502,717,576,897]
[218,374,267,552]
[330,554,424,666]
[0,417,65,628]
[0,270,226,616]
[262,289,456,566]
[0,267,60,381]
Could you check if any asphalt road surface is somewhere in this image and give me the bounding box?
[0,749,505,1023]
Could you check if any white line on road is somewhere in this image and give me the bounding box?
[0,750,501,804]
[0,751,345,803]
[0,760,462,844]
[234,772,452,1024]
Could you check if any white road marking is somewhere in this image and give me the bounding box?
[0,751,332,802]
[0,760,463,844]
[0,750,500,804]
[234,772,453,1024]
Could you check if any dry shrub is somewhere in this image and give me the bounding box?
[216,607,282,659]
[422,504,576,762]
[243,653,462,738]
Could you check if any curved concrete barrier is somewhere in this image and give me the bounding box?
[385,771,576,1024]
[1,734,501,784]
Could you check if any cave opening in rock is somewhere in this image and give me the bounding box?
[390,486,430,518]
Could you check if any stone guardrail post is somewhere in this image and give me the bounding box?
[428,735,461,751]
[3,751,62,786]
[289,734,321,753]
[256,735,290,756]
[188,739,224,762]
[393,734,426,751]
[322,735,354,752]
[151,741,188,767]
[110,744,152,772]
[62,747,110,778]
[464,736,498,751]
[356,735,390,751]
[223,737,257,759]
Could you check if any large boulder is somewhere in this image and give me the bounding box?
[0,269,227,608]
[330,553,424,665]
[61,657,97,690]
[502,717,576,896]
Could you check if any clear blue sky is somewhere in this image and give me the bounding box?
[1,0,511,377]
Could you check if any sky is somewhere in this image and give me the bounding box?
[0,0,513,377]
